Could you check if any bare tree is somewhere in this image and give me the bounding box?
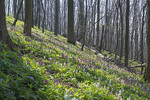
[13,0,23,26]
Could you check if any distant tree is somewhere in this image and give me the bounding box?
[63,0,67,35]
[40,0,46,33]
[7,0,10,16]
[81,0,87,51]
[37,0,41,29]
[140,4,147,74]
[54,0,59,35]
[119,0,124,61]
[24,0,32,37]
[13,0,17,18]
[115,0,119,59]
[96,0,100,50]
[67,0,76,45]
[0,0,13,49]
[124,0,130,67]
[99,25,104,52]
[78,0,84,50]
[144,0,150,82]
[92,1,96,46]
[104,0,108,50]
[13,0,23,26]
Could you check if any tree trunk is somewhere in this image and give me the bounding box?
[92,1,96,46]
[31,0,34,28]
[119,0,124,61]
[125,0,130,67]
[67,0,76,45]
[13,0,17,18]
[24,0,32,37]
[54,0,59,35]
[81,0,88,51]
[141,4,146,75]
[144,0,150,82]
[40,0,46,33]
[0,0,13,49]
[99,25,104,52]
[38,0,41,29]
[115,2,119,59]
[96,0,100,50]
[7,0,10,16]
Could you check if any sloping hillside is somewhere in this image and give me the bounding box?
[0,16,150,100]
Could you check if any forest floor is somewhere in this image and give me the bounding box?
[77,42,140,74]
[0,16,150,100]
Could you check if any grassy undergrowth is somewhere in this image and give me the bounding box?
[101,50,139,66]
[100,48,143,73]
[0,16,150,100]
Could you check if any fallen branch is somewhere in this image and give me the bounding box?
[129,63,146,68]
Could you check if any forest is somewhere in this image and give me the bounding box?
[0,0,150,99]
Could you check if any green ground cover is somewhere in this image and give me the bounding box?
[0,16,149,100]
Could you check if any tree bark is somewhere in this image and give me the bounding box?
[96,0,100,50]
[67,0,76,45]
[13,0,17,18]
[124,0,130,67]
[140,4,146,74]
[144,0,150,82]
[40,0,46,33]
[119,0,124,61]
[54,0,59,35]
[24,0,32,37]
[99,25,104,52]
[0,0,13,49]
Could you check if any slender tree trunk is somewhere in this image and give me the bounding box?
[38,0,41,29]
[115,2,119,59]
[131,16,134,59]
[125,0,130,67]
[99,25,104,52]
[35,0,38,26]
[141,4,146,74]
[119,0,124,61]
[63,0,66,35]
[7,0,10,16]
[96,0,100,51]
[21,1,24,21]
[81,0,88,51]
[78,0,84,43]
[134,0,138,61]
[13,0,23,26]
[54,0,59,35]
[104,0,108,50]
[13,0,17,18]
[31,0,34,28]
[40,0,46,33]
[92,1,96,46]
